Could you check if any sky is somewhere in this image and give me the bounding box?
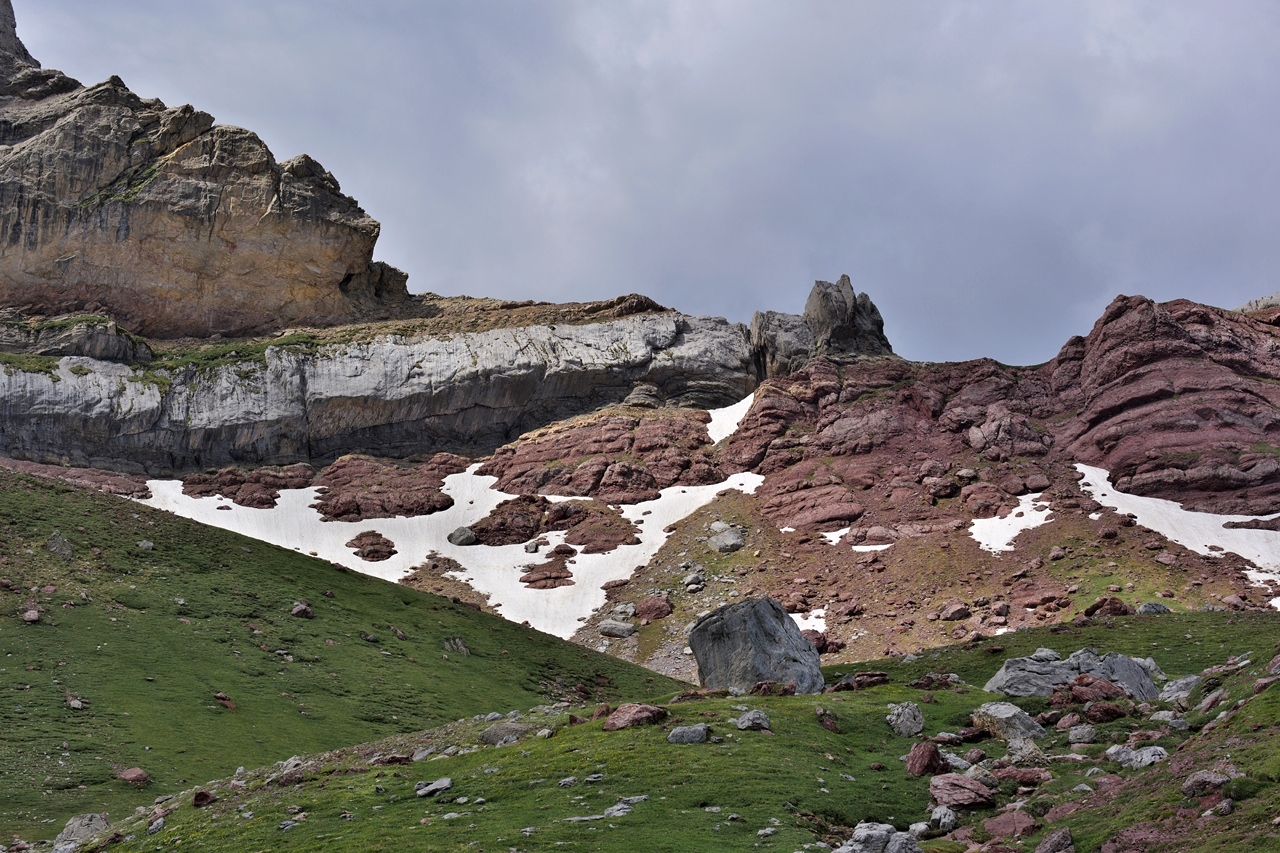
[14,1,1280,364]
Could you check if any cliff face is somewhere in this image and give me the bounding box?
[0,312,754,473]
[0,2,410,338]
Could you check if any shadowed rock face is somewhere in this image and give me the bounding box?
[0,2,409,339]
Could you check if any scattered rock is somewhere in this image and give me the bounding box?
[192,791,218,807]
[1136,601,1171,615]
[708,528,746,553]
[905,741,944,777]
[735,709,772,731]
[1182,770,1231,798]
[479,721,530,746]
[345,530,397,562]
[689,598,824,694]
[1083,596,1134,617]
[1105,745,1168,769]
[834,821,923,853]
[415,777,453,797]
[290,602,313,619]
[984,809,1039,839]
[117,768,149,785]
[928,773,995,808]
[598,619,637,639]
[602,703,667,731]
[46,530,74,560]
[939,601,971,621]
[667,724,710,744]
[1068,725,1096,745]
[828,671,890,692]
[1034,827,1075,853]
[635,594,673,621]
[886,702,925,737]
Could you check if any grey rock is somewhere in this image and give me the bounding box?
[908,821,930,838]
[1105,745,1168,769]
[478,721,529,746]
[1004,737,1049,767]
[415,777,453,797]
[709,521,731,534]
[1182,770,1231,798]
[985,647,1159,701]
[0,0,36,66]
[1072,783,1093,793]
[941,751,971,772]
[558,776,577,788]
[668,723,710,744]
[147,817,164,835]
[735,710,771,731]
[886,835,924,853]
[804,276,894,359]
[1068,725,1096,745]
[0,312,756,473]
[411,747,434,762]
[447,527,478,546]
[689,598,825,694]
[602,802,634,818]
[749,310,815,378]
[523,541,540,553]
[137,540,154,551]
[930,805,957,832]
[1159,675,1202,707]
[886,702,925,737]
[598,619,637,639]
[972,702,1046,741]
[708,528,745,553]
[1034,827,1075,853]
[1136,601,1172,615]
[45,530,73,560]
[0,312,153,364]
[52,813,109,853]
[834,821,923,853]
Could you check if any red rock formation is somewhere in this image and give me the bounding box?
[183,464,315,508]
[313,454,468,521]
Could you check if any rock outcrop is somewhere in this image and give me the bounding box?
[750,276,894,378]
[0,312,755,473]
[1,310,153,362]
[688,598,825,694]
[0,1,411,338]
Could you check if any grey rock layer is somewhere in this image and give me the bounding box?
[0,2,408,338]
[689,598,824,694]
[0,312,755,473]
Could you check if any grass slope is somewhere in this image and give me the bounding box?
[0,470,685,838]
[45,612,1280,853]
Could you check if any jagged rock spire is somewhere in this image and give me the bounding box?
[0,0,38,67]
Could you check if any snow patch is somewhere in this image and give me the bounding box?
[706,393,754,444]
[139,465,764,638]
[1076,464,1280,609]
[780,526,796,534]
[820,527,851,546]
[851,544,893,553]
[791,609,826,633]
[968,493,1054,553]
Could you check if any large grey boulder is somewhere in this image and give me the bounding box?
[886,702,925,737]
[1159,675,1202,708]
[689,598,824,694]
[984,647,1159,701]
[972,702,1046,741]
[52,813,109,853]
[834,822,923,853]
[1105,744,1168,769]
[749,277,894,379]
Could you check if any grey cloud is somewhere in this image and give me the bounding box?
[16,0,1280,363]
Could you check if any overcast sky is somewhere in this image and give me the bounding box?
[15,1,1280,363]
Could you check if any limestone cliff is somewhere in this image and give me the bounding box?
[0,1,412,338]
[0,312,754,473]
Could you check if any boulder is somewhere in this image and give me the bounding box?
[972,702,1046,741]
[1136,601,1172,615]
[984,651,1073,696]
[415,777,452,797]
[985,647,1158,701]
[1181,770,1231,798]
[635,594,673,621]
[735,709,772,731]
[803,276,895,358]
[983,810,1039,839]
[447,527,478,546]
[833,821,923,853]
[602,703,667,731]
[667,724,710,744]
[1068,725,1096,744]
[479,721,529,746]
[708,528,746,553]
[1034,827,1075,853]
[689,598,824,694]
[52,813,109,853]
[905,741,944,777]
[886,702,925,737]
[928,773,995,809]
[116,768,149,784]
[1159,675,1201,707]
[930,805,957,832]
[1084,596,1134,617]
[598,619,637,639]
[1105,745,1168,770]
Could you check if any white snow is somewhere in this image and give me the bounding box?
[706,393,755,444]
[1076,464,1280,608]
[820,527,851,546]
[140,465,764,639]
[791,608,826,633]
[851,544,893,553]
[780,527,796,534]
[968,493,1054,553]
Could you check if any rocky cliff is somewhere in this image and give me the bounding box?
[0,1,413,339]
[0,310,755,473]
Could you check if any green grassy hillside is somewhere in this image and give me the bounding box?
[0,470,685,838]
[22,610,1280,852]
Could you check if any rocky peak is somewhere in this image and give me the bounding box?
[750,275,894,378]
[0,0,36,68]
[0,3,413,338]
